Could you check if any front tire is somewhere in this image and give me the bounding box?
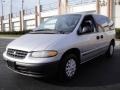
[58,53,79,81]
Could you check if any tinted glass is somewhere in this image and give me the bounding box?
[31,14,81,34]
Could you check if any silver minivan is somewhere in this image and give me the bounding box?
[3,14,115,80]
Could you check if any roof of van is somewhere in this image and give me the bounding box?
[60,13,105,17]
[48,13,108,19]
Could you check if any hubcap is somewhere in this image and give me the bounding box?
[110,45,114,55]
[65,59,76,77]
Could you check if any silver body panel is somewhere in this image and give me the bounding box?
[3,13,115,66]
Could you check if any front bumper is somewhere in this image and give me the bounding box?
[6,60,59,77]
[3,50,61,77]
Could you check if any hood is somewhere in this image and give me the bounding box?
[7,34,66,52]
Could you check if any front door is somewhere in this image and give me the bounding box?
[77,15,102,63]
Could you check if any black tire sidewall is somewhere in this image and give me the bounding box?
[107,43,114,57]
[59,53,79,81]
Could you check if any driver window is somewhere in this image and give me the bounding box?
[80,16,96,34]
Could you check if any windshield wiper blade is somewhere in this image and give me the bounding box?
[33,29,55,32]
[30,29,67,34]
[55,31,64,34]
[30,29,58,34]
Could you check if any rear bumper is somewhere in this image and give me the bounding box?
[6,60,59,77]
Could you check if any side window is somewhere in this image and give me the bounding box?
[97,24,105,32]
[94,15,110,31]
[94,15,107,25]
[80,16,97,34]
[106,17,111,24]
[106,17,115,31]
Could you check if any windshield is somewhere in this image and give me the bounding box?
[31,14,81,34]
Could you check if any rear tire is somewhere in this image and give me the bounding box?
[58,53,79,81]
[106,43,114,57]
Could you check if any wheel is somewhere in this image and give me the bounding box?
[106,43,114,57]
[58,53,79,81]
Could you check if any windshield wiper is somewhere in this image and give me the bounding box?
[30,29,58,34]
[30,29,66,34]
[33,29,54,31]
[57,31,65,34]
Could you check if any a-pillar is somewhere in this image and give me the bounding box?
[58,0,68,15]
[20,10,25,31]
[96,0,100,14]
[9,14,13,32]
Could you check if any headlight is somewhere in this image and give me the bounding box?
[31,50,58,58]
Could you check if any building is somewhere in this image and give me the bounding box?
[0,0,120,32]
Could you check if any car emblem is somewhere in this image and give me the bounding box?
[13,51,16,55]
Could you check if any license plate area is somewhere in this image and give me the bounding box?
[7,61,16,69]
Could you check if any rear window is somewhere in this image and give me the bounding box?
[93,15,114,31]
[93,15,108,25]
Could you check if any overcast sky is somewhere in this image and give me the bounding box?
[0,0,56,16]
[0,0,96,16]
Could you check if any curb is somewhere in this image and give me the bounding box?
[0,37,18,39]
[0,35,20,39]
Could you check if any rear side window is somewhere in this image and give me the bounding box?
[106,17,111,23]
[106,17,115,30]
[93,15,107,25]
[93,15,112,31]
[97,25,105,32]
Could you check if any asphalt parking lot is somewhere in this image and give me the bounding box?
[0,38,120,90]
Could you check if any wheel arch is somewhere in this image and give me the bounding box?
[61,48,81,63]
[110,39,115,46]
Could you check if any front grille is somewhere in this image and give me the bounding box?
[7,48,28,59]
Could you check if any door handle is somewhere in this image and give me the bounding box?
[101,35,103,39]
[96,36,100,40]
